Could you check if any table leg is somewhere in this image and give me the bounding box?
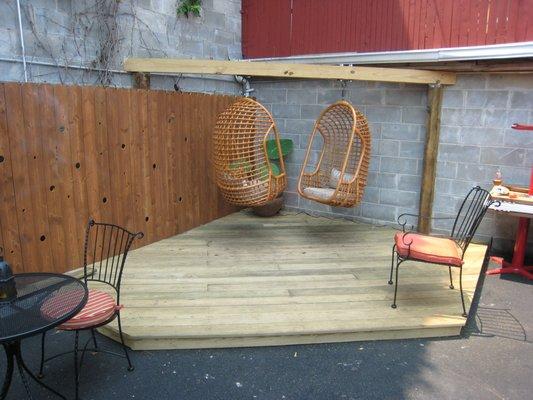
[488,217,533,280]
[1,345,14,400]
[1,341,67,400]
[15,347,34,400]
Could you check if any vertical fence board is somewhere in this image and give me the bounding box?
[153,90,166,236]
[93,87,114,223]
[21,84,54,271]
[129,89,144,238]
[105,88,122,227]
[138,89,152,242]
[0,83,239,273]
[146,90,158,240]
[53,84,82,270]
[192,94,203,227]
[81,86,102,223]
[118,89,135,230]
[67,86,89,259]
[4,84,38,272]
[171,92,183,234]
[40,85,67,270]
[0,84,24,271]
[180,94,194,232]
[164,91,176,235]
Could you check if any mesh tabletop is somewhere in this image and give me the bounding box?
[0,273,87,343]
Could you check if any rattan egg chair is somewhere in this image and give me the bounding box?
[298,101,371,207]
[213,98,287,207]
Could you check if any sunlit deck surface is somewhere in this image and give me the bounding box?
[100,211,488,350]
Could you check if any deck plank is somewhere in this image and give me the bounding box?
[99,210,488,350]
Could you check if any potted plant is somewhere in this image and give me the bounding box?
[252,138,293,217]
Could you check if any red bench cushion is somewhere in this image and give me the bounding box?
[394,232,463,267]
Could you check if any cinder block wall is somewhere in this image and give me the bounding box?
[252,73,533,256]
[0,0,242,94]
[434,74,533,256]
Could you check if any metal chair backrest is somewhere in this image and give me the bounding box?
[450,186,494,254]
[83,220,143,302]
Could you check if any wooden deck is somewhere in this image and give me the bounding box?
[99,211,488,350]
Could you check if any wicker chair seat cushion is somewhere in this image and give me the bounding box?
[329,168,354,189]
[302,187,335,200]
[304,167,355,201]
[394,232,463,266]
[42,289,120,331]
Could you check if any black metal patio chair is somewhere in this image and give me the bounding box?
[388,186,497,317]
[38,219,143,400]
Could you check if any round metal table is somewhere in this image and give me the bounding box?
[0,273,88,400]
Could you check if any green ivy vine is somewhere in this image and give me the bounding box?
[177,0,202,18]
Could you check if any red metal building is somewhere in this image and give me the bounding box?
[242,0,533,59]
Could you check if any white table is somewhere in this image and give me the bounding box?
[487,199,533,280]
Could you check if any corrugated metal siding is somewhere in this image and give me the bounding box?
[242,0,533,58]
[242,0,292,57]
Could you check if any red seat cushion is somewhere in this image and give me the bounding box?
[394,232,463,267]
[42,289,120,331]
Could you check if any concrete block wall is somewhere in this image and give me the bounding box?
[252,73,533,256]
[434,73,533,256]
[0,0,242,94]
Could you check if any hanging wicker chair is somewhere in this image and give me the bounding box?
[213,98,287,207]
[298,101,371,207]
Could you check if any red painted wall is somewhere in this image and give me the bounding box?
[242,0,533,58]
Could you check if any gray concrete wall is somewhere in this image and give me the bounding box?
[0,0,242,94]
[434,73,533,256]
[252,73,533,256]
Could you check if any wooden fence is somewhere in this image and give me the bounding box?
[242,0,533,58]
[0,82,239,273]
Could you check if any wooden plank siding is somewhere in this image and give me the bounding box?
[242,0,533,58]
[0,82,239,274]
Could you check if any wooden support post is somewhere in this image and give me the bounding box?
[133,72,150,89]
[418,84,443,234]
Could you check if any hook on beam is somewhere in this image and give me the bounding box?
[235,75,254,97]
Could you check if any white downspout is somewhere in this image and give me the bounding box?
[16,0,28,82]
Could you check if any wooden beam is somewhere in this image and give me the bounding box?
[418,85,444,234]
[124,58,456,85]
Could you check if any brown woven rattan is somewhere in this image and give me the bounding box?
[298,101,371,207]
[213,98,287,207]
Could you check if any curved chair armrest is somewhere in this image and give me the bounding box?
[399,230,418,258]
[489,199,501,208]
[397,213,455,232]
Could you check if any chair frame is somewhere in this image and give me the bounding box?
[388,186,497,317]
[298,100,371,207]
[38,219,143,400]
